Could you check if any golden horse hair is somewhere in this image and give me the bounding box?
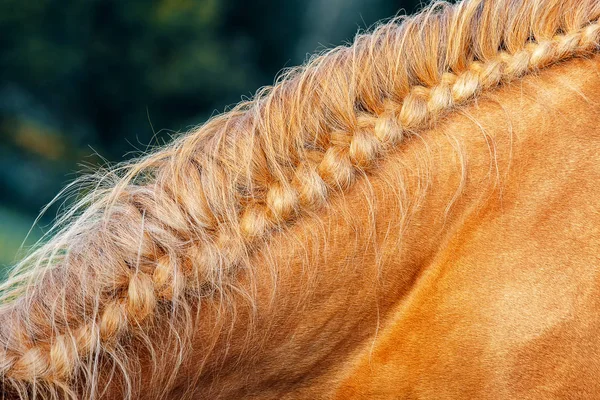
[1,0,600,398]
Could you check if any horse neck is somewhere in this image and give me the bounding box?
[78,53,600,399]
[141,55,600,400]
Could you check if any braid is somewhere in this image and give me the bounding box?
[1,0,599,397]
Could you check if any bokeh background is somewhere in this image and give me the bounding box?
[0,0,423,275]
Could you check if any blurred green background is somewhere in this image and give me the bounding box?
[0,0,422,276]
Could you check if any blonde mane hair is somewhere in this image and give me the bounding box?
[1,0,599,398]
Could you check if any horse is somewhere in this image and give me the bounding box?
[1,0,600,398]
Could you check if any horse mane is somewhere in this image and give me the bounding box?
[1,0,599,398]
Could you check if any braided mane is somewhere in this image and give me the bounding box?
[1,0,600,398]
